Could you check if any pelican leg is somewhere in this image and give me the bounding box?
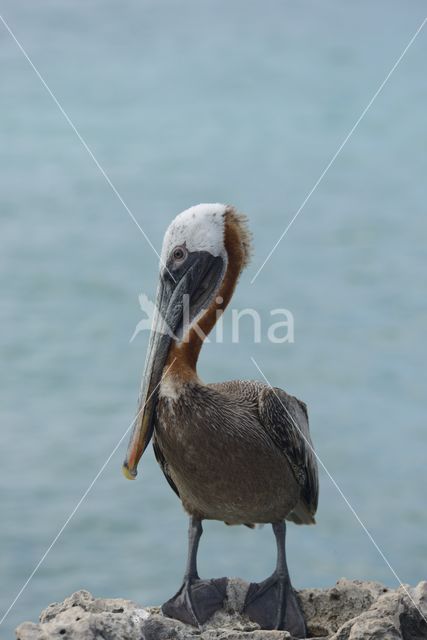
[162,517,227,627]
[244,522,306,637]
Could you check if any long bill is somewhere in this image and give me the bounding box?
[122,250,225,480]
[122,278,176,480]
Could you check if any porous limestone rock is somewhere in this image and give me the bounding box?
[15,578,427,640]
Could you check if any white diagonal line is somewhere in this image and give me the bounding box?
[251,356,427,625]
[0,13,175,282]
[251,16,427,284]
[0,358,176,628]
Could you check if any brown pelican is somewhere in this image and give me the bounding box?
[123,203,318,637]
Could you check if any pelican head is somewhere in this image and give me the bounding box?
[122,203,251,480]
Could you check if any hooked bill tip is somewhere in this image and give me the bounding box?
[122,463,138,480]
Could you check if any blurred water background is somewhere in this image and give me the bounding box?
[1,0,426,636]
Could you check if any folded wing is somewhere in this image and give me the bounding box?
[258,386,319,524]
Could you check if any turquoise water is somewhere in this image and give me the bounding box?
[1,1,426,636]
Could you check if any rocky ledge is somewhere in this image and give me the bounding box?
[16,578,427,640]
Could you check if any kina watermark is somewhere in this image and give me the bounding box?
[130,293,295,345]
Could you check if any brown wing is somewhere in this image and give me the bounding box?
[152,437,180,498]
[258,386,319,523]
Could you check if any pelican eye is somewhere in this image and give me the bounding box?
[172,246,187,262]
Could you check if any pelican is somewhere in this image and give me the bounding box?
[123,203,318,637]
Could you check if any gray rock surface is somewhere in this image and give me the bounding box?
[15,578,427,640]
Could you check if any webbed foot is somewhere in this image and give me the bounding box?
[162,576,228,627]
[244,572,306,637]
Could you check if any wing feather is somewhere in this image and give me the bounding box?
[258,386,319,522]
[152,438,180,498]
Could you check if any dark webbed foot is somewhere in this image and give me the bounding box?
[162,576,227,627]
[244,572,306,637]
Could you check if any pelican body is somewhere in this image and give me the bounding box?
[123,204,318,637]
